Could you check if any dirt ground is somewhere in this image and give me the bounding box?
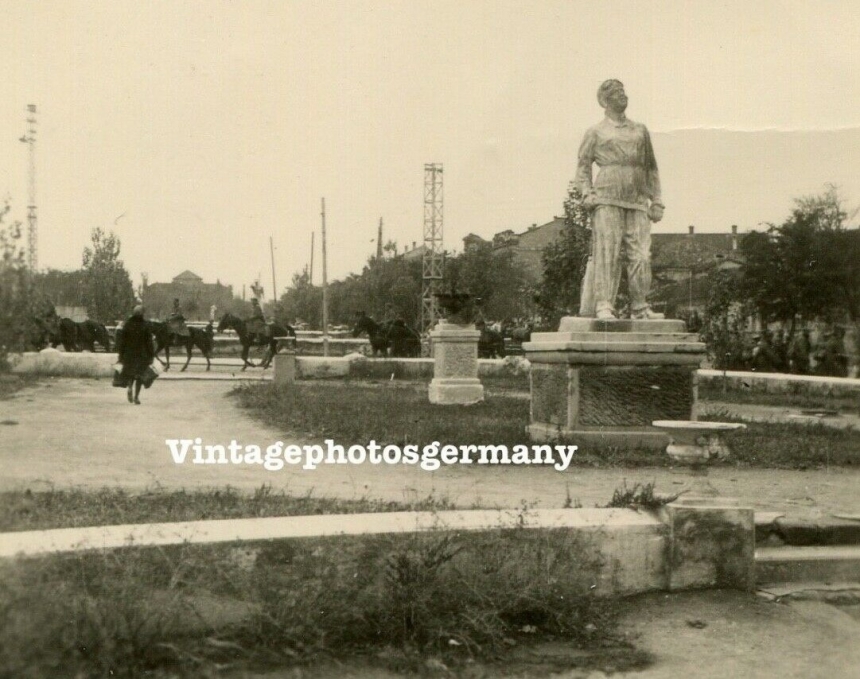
[2,378,860,522]
[233,591,860,678]
[4,379,860,678]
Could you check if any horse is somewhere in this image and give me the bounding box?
[146,320,215,372]
[352,315,422,358]
[386,319,422,358]
[477,325,506,359]
[74,320,111,352]
[37,317,110,352]
[217,313,296,370]
[352,314,390,357]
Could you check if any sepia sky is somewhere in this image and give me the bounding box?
[2,0,860,296]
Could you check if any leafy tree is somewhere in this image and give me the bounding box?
[739,186,847,334]
[34,269,87,308]
[700,270,754,369]
[278,267,323,328]
[81,228,136,323]
[536,184,591,326]
[0,203,43,365]
[445,244,533,322]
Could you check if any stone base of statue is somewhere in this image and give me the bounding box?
[523,317,706,449]
[429,321,484,405]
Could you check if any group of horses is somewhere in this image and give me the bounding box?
[35,312,297,372]
[34,310,533,370]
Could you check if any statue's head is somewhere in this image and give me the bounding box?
[598,79,627,112]
[132,305,144,318]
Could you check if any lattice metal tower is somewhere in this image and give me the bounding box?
[20,105,38,271]
[421,163,444,333]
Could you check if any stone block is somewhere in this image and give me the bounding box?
[664,503,756,591]
[428,378,485,405]
[273,352,296,385]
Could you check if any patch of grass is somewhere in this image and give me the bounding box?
[233,381,860,470]
[0,524,637,677]
[713,419,860,469]
[699,381,860,413]
[232,381,531,448]
[0,486,456,533]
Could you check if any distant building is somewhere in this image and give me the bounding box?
[400,242,426,262]
[463,218,567,283]
[142,270,234,321]
[465,220,747,313]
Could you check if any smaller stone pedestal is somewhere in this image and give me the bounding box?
[273,351,297,385]
[429,321,484,405]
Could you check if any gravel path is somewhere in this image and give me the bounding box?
[2,378,859,521]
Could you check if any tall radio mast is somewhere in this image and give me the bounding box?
[421,163,444,333]
[20,104,38,271]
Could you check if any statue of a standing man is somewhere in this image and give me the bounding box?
[576,80,665,320]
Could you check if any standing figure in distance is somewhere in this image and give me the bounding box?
[247,297,268,337]
[116,305,155,405]
[576,80,665,320]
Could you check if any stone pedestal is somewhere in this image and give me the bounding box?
[523,317,706,448]
[428,321,484,405]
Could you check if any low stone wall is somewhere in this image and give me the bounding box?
[9,349,115,378]
[296,355,514,380]
[0,505,754,595]
[698,369,860,398]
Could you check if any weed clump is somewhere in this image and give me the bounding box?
[0,526,621,676]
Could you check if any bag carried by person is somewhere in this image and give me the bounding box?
[112,368,129,388]
[141,364,159,389]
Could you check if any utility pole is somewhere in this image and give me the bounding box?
[309,231,315,285]
[321,197,329,356]
[377,217,383,259]
[269,236,278,305]
[19,104,37,272]
[421,163,444,333]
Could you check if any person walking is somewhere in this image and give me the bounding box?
[116,305,155,405]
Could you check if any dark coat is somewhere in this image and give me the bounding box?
[117,315,155,379]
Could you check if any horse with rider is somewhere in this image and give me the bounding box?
[217,298,296,370]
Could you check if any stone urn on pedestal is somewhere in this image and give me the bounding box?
[428,293,484,405]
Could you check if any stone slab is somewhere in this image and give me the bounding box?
[429,378,484,405]
[524,351,705,366]
[557,316,686,334]
[530,332,701,343]
[527,423,670,450]
[524,340,707,353]
[756,545,860,585]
